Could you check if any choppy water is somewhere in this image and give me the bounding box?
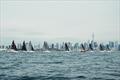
[0,51,120,80]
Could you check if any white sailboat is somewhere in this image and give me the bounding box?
[26,41,34,52]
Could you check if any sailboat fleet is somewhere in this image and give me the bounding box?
[0,40,120,52]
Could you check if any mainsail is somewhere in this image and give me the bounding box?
[22,41,27,51]
[11,40,17,51]
[65,43,69,51]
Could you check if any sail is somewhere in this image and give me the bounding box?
[43,41,49,50]
[29,41,34,51]
[11,40,17,51]
[89,43,93,51]
[65,43,69,51]
[99,44,104,51]
[118,44,120,51]
[22,41,27,51]
[81,44,85,51]
[106,44,111,51]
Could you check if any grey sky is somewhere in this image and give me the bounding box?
[0,0,120,45]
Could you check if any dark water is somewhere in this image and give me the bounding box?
[0,51,120,80]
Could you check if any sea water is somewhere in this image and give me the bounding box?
[0,51,120,80]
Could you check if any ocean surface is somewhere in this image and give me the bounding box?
[0,51,120,80]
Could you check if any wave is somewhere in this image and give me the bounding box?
[91,77,116,80]
[43,50,51,53]
[47,61,63,64]
[0,75,73,80]
[104,73,120,77]
[0,75,117,80]
[7,49,18,53]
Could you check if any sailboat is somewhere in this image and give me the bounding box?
[99,44,105,52]
[42,41,50,52]
[11,40,17,51]
[89,43,94,51]
[6,40,18,52]
[65,43,69,51]
[106,44,111,51]
[80,43,86,52]
[118,44,120,51]
[21,41,27,51]
[26,41,34,51]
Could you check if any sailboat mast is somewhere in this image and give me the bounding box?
[92,32,94,42]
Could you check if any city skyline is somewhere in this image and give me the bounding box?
[0,0,120,45]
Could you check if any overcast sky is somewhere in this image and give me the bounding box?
[0,0,120,45]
